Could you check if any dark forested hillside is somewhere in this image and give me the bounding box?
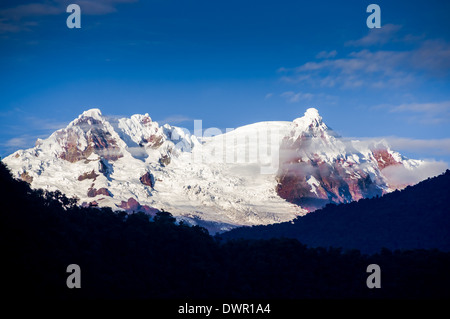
[221,170,450,254]
[1,160,449,300]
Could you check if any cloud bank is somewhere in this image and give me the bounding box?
[0,0,138,33]
[382,160,448,188]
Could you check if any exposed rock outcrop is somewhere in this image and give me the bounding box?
[98,158,113,179]
[159,155,171,166]
[139,171,155,188]
[117,197,158,216]
[275,109,387,211]
[373,149,401,170]
[77,170,99,181]
[87,187,112,198]
[20,171,33,184]
[57,111,123,163]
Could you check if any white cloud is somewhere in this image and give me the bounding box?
[382,160,448,187]
[4,137,30,148]
[72,0,138,15]
[281,49,410,89]
[348,135,449,186]
[264,93,273,100]
[384,101,450,124]
[158,115,192,125]
[281,42,450,89]
[0,0,138,33]
[349,136,450,157]
[0,19,23,34]
[1,133,51,156]
[280,91,314,103]
[346,24,402,46]
[25,116,69,131]
[315,50,337,59]
[279,26,450,90]
[386,137,450,156]
[391,101,450,113]
[410,40,450,77]
[0,3,61,21]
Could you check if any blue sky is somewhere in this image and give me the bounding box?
[0,0,449,165]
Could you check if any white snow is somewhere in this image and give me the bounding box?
[306,175,320,196]
[2,107,426,231]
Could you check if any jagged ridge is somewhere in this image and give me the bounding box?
[3,107,428,232]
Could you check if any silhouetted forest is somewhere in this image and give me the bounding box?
[1,161,449,299]
[222,170,450,254]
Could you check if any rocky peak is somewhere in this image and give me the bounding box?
[117,198,158,216]
[140,113,152,125]
[372,148,401,170]
[81,108,103,120]
[53,108,123,163]
[290,108,335,142]
[69,108,105,130]
[303,107,322,123]
[294,107,326,129]
[140,171,155,188]
[276,109,392,211]
[3,107,429,229]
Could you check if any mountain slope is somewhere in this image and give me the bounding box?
[2,107,434,231]
[275,108,428,211]
[2,161,449,300]
[220,170,450,253]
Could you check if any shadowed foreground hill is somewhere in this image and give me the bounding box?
[221,170,450,254]
[1,160,449,299]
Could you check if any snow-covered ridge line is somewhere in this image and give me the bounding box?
[3,107,432,233]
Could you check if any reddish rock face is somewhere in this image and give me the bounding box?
[145,134,164,148]
[139,172,154,188]
[96,188,112,196]
[57,129,91,163]
[87,187,112,198]
[120,197,140,210]
[159,155,171,166]
[81,201,99,207]
[87,188,96,198]
[373,149,400,170]
[141,115,152,125]
[20,171,33,184]
[78,170,99,181]
[89,129,122,161]
[57,117,123,163]
[117,198,158,216]
[276,156,383,212]
[275,128,386,212]
[135,117,165,148]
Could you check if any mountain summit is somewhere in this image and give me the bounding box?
[3,108,431,232]
[293,108,328,134]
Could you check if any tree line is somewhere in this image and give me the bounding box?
[1,161,449,299]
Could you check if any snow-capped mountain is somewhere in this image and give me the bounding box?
[2,108,423,232]
[275,108,421,210]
